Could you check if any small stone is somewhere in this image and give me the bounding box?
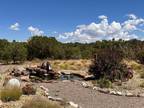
[0,100,3,106]
[82,82,89,88]
[98,88,110,94]
[69,101,79,108]
[137,93,144,97]
[125,92,134,97]
[116,91,122,96]
[110,90,117,95]
[93,86,99,90]
[40,86,49,92]
[48,96,63,102]
[44,92,49,96]
[21,76,30,82]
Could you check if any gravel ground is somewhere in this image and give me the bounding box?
[40,81,144,108]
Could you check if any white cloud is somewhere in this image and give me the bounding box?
[10,23,20,31]
[58,14,144,43]
[98,15,107,20]
[28,26,44,36]
[127,14,137,20]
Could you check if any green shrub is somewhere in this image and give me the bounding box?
[89,47,133,81]
[136,51,144,64]
[1,86,22,102]
[97,78,112,88]
[21,96,62,108]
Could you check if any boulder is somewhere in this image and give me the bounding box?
[40,61,52,71]
[22,83,36,95]
[7,78,21,87]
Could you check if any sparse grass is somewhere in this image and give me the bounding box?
[140,72,144,78]
[21,96,62,108]
[50,59,90,70]
[123,60,144,72]
[140,81,144,88]
[60,63,69,70]
[97,78,112,88]
[1,86,22,102]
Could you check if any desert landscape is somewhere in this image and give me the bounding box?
[1,59,144,108]
[0,0,144,108]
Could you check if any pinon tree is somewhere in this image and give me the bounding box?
[2,40,27,64]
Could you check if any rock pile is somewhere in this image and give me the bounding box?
[9,61,59,82]
[26,61,59,81]
[10,67,28,77]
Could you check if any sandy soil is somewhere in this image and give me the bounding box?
[40,81,144,108]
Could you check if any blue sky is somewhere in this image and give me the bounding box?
[0,0,144,42]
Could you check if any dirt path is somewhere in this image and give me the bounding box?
[40,81,144,108]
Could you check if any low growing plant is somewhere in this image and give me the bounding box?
[97,78,112,88]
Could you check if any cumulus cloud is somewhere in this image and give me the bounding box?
[127,14,137,20]
[28,26,44,36]
[58,14,144,43]
[10,23,20,31]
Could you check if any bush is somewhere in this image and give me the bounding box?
[89,48,133,81]
[21,96,62,108]
[1,86,22,102]
[97,78,112,88]
[136,51,144,64]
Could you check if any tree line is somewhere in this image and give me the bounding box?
[1,36,144,63]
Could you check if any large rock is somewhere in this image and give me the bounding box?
[7,78,21,87]
[40,61,52,71]
[22,83,36,95]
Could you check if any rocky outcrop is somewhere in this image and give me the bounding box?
[9,61,59,82]
[26,61,59,81]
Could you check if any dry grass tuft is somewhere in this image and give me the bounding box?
[21,96,62,108]
[1,85,22,102]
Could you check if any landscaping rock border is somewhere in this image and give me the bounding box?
[40,86,82,108]
[81,82,144,97]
